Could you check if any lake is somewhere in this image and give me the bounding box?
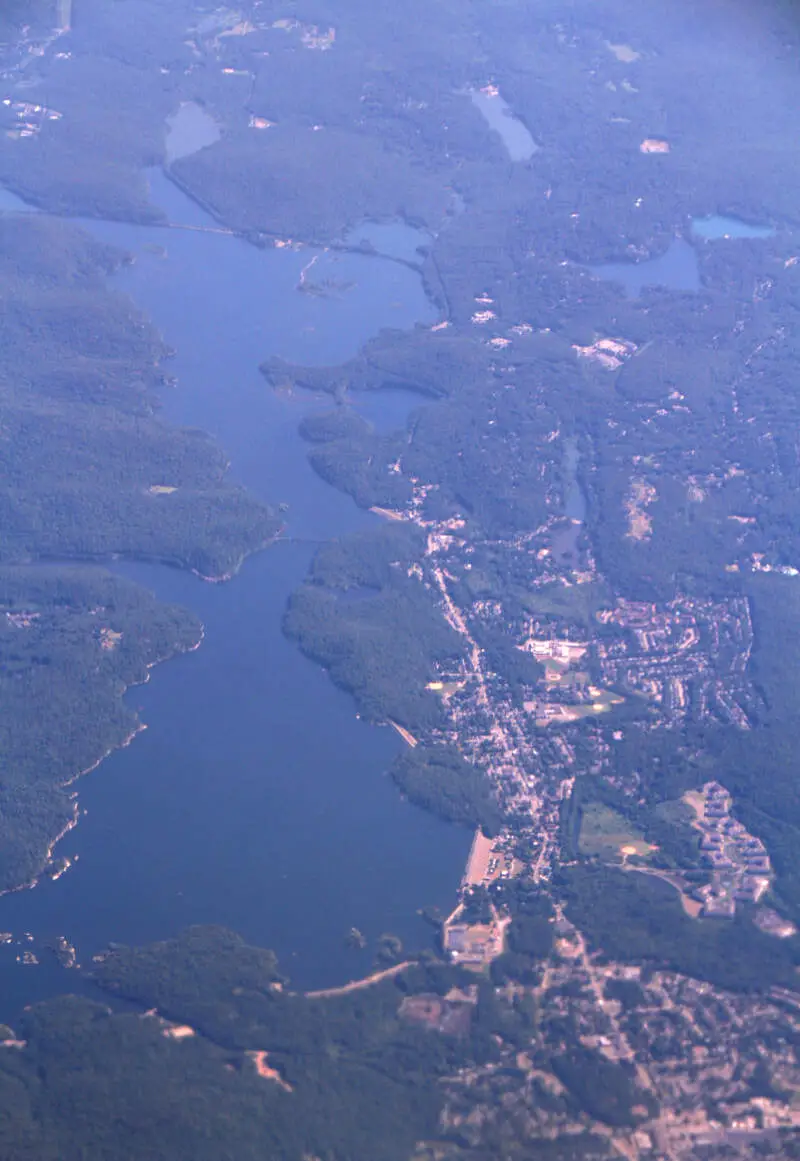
[0,168,471,1013]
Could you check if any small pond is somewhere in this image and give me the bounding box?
[691,214,775,240]
[589,237,700,297]
[552,437,586,567]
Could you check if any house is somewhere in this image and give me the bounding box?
[700,835,723,851]
[702,896,736,918]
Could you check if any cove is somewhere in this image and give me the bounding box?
[164,101,221,164]
[344,220,431,264]
[0,169,471,1011]
[351,385,431,433]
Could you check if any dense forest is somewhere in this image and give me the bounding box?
[0,566,200,891]
[285,525,465,731]
[0,215,277,579]
[560,864,800,992]
[85,926,475,1161]
[390,745,502,835]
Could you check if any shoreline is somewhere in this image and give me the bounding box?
[0,626,205,900]
[191,526,284,584]
[304,959,413,998]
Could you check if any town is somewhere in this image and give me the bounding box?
[370,431,768,969]
[596,596,755,730]
[684,781,782,920]
[421,909,800,1161]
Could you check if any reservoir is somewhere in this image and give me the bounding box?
[0,168,471,1012]
[469,88,539,162]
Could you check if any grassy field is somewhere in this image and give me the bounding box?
[578,803,657,863]
[518,580,611,626]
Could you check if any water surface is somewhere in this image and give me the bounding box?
[552,437,586,566]
[164,101,221,163]
[351,386,430,433]
[82,169,439,504]
[692,214,775,240]
[0,549,468,1001]
[0,170,469,1012]
[0,187,33,212]
[345,221,431,264]
[589,237,700,297]
[470,89,539,162]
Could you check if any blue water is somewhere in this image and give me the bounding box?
[589,218,774,298]
[70,168,438,523]
[0,170,470,1014]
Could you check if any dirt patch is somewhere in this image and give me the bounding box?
[463,829,493,886]
[606,41,641,62]
[389,720,418,747]
[625,476,656,540]
[248,1050,293,1092]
